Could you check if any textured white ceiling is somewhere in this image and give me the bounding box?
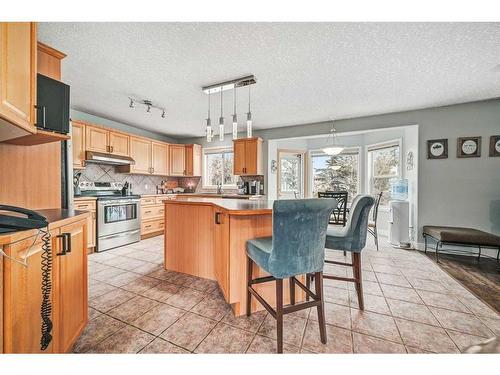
[38,22,500,138]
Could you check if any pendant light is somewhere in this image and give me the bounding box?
[246,85,252,138]
[206,92,212,143]
[232,87,238,140]
[219,90,225,141]
[322,121,344,156]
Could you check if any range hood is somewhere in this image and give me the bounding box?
[85,151,135,166]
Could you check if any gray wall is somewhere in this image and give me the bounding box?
[182,98,500,244]
[70,109,177,143]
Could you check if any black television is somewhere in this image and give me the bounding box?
[36,74,70,134]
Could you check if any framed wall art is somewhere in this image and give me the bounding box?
[457,136,481,158]
[489,135,500,157]
[427,139,448,159]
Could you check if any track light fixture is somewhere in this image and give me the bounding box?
[128,97,166,119]
[202,75,256,143]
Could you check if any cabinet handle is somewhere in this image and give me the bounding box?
[56,234,67,256]
[145,224,152,228]
[215,212,222,224]
[144,210,152,214]
[152,167,154,174]
[35,105,46,128]
[110,146,114,153]
[64,233,72,253]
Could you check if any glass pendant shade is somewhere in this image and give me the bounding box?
[246,112,252,138]
[219,117,224,141]
[322,121,344,155]
[206,118,212,143]
[232,114,238,140]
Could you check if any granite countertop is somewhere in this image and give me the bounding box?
[0,209,90,245]
[164,197,273,215]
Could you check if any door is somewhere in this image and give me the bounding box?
[2,230,58,353]
[233,140,246,175]
[244,139,259,175]
[54,220,88,352]
[169,144,185,176]
[278,150,306,199]
[85,125,108,153]
[0,22,37,133]
[109,131,130,156]
[71,121,85,169]
[130,136,151,174]
[151,141,168,175]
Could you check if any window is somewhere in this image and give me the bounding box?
[203,147,236,187]
[278,151,304,199]
[311,148,359,202]
[367,141,401,206]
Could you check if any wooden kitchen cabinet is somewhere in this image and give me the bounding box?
[214,209,230,300]
[1,213,88,353]
[0,22,38,141]
[233,137,263,175]
[85,125,108,153]
[53,220,88,353]
[72,121,86,169]
[151,141,169,176]
[185,144,202,176]
[74,199,96,251]
[108,130,130,156]
[128,136,151,174]
[169,144,185,176]
[140,196,165,238]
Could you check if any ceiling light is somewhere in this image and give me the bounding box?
[128,97,166,119]
[129,98,134,108]
[322,121,345,155]
[246,85,252,138]
[161,110,165,119]
[206,92,212,143]
[219,90,224,142]
[232,87,238,140]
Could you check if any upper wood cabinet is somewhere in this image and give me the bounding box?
[128,136,152,174]
[85,124,130,156]
[0,22,37,141]
[169,144,186,176]
[72,121,86,169]
[151,141,169,176]
[185,144,202,176]
[233,137,263,175]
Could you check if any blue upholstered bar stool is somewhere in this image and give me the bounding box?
[246,199,337,353]
[309,195,375,310]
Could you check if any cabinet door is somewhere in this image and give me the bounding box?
[109,131,130,156]
[244,139,258,175]
[2,230,58,353]
[184,145,193,176]
[233,140,246,175]
[85,125,109,153]
[54,219,88,353]
[130,136,152,174]
[0,22,37,133]
[71,121,86,169]
[151,141,168,176]
[169,144,186,176]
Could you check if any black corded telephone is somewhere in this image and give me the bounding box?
[0,205,53,350]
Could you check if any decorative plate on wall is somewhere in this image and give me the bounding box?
[427,139,448,159]
[457,136,481,158]
[489,135,500,157]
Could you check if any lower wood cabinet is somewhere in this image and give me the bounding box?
[140,196,165,238]
[74,199,96,251]
[1,215,88,353]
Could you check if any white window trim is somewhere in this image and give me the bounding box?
[308,146,361,199]
[202,146,237,189]
[365,138,403,206]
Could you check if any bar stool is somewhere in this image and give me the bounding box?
[246,199,337,353]
[307,195,374,310]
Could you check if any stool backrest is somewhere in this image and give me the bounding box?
[269,198,337,278]
[341,194,375,250]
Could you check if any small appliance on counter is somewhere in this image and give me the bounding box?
[240,179,264,195]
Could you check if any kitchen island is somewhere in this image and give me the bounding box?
[164,197,303,316]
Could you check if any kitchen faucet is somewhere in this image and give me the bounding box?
[216,181,223,195]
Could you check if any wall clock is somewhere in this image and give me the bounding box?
[427,139,448,159]
[457,136,481,158]
[489,135,500,157]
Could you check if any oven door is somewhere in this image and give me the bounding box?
[97,199,140,237]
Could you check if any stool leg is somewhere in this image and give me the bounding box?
[289,277,295,305]
[435,241,440,263]
[305,273,311,301]
[314,271,327,344]
[477,246,481,262]
[246,257,253,317]
[424,235,427,254]
[353,252,364,310]
[276,279,284,354]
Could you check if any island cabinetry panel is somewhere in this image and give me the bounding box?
[214,209,230,300]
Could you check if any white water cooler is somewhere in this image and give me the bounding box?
[388,200,410,248]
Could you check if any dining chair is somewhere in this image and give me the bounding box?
[367,192,383,251]
[307,195,375,310]
[246,198,337,353]
[318,191,348,226]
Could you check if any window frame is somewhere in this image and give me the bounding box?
[366,138,403,208]
[202,146,237,189]
[309,146,361,200]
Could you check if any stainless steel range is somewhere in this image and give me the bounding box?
[77,181,141,252]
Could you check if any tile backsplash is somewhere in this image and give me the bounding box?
[73,163,199,195]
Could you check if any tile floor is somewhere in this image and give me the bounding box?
[74,234,500,354]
